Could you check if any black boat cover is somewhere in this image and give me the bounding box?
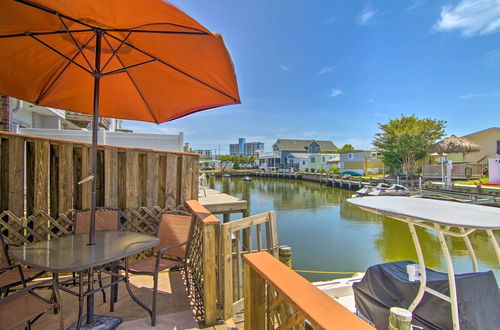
[352,261,500,330]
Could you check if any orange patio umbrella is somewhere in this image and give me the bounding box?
[0,0,240,244]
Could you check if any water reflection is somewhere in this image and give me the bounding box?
[215,177,499,281]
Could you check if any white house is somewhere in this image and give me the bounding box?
[307,154,339,172]
[3,97,184,151]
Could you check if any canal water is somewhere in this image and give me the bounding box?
[213,176,499,282]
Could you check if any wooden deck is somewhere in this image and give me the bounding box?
[198,188,247,215]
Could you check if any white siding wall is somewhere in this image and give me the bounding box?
[18,128,184,151]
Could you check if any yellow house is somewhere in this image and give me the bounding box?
[448,127,500,163]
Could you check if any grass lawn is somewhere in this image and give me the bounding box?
[454,178,489,185]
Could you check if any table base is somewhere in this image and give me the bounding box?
[68,315,122,330]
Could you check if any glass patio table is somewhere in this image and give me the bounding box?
[348,196,500,330]
[10,230,160,330]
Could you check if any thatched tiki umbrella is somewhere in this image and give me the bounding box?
[429,135,481,159]
[429,135,481,184]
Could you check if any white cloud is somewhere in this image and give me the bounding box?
[357,7,377,25]
[459,90,500,99]
[318,66,337,74]
[434,0,500,37]
[329,88,343,98]
[280,65,291,71]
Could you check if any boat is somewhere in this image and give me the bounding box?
[222,173,231,178]
[242,176,252,181]
[313,273,364,313]
[355,183,409,197]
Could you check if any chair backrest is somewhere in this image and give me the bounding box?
[154,212,194,259]
[0,234,10,267]
[73,208,121,235]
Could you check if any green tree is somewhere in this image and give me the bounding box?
[337,144,354,153]
[373,115,446,178]
[219,155,233,171]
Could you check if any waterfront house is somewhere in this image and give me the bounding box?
[0,96,184,151]
[307,153,340,172]
[258,150,281,170]
[272,138,338,167]
[286,152,309,171]
[448,127,500,164]
[339,150,384,175]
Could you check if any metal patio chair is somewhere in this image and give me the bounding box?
[122,210,195,326]
[0,233,46,297]
[71,207,122,304]
[0,264,62,330]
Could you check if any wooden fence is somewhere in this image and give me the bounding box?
[220,211,278,320]
[0,131,199,218]
[243,251,374,330]
[422,163,482,179]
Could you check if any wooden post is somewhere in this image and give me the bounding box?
[58,143,73,214]
[202,222,218,325]
[8,136,24,216]
[221,223,234,320]
[34,140,49,212]
[165,154,178,207]
[242,180,251,249]
[279,245,292,268]
[389,307,412,330]
[125,150,139,208]
[146,152,159,208]
[104,148,118,207]
[208,174,215,189]
[244,259,266,330]
[81,146,91,209]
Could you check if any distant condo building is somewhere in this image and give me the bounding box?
[194,149,213,159]
[229,138,264,156]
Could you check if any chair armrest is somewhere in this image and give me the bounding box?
[158,241,188,255]
[0,263,26,287]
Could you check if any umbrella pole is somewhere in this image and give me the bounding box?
[88,30,102,246]
[86,29,102,326]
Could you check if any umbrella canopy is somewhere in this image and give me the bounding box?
[428,135,481,155]
[0,0,240,122]
[0,0,240,249]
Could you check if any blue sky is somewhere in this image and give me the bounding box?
[123,0,500,153]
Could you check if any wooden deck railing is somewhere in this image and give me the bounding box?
[185,200,220,325]
[0,131,199,218]
[243,251,374,330]
[220,211,278,320]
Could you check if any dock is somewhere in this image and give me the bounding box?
[198,188,247,221]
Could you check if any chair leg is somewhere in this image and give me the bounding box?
[98,271,106,303]
[76,272,84,330]
[184,263,190,296]
[152,272,159,326]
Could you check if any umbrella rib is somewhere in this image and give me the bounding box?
[14,0,96,29]
[0,29,93,39]
[102,35,160,123]
[102,59,157,76]
[57,14,94,72]
[29,34,93,75]
[104,31,239,103]
[35,34,96,105]
[101,31,132,72]
[104,29,208,36]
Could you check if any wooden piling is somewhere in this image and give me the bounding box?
[279,245,292,268]
[388,307,412,330]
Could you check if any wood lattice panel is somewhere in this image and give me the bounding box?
[187,217,205,320]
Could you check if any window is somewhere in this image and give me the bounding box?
[302,161,306,165]
[371,152,377,157]
[348,153,353,160]
[310,157,316,163]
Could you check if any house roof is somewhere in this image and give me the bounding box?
[462,127,500,138]
[273,139,338,152]
[339,149,375,154]
[286,152,309,159]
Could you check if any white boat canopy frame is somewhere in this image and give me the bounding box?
[348,196,500,330]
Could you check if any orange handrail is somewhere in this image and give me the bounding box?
[243,251,374,329]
